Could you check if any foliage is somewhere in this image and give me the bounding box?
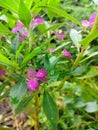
[0,0,98,130]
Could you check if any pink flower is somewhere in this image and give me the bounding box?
[36,68,48,82]
[62,49,72,59]
[12,21,24,33]
[27,68,48,91]
[12,21,28,41]
[31,15,44,27]
[0,69,6,75]
[27,69,36,79]
[27,79,39,91]
[82,13,96,27]
[55,31,64,41]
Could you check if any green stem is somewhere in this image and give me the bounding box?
[33,94,40,130]
[73,45,88,68]
[27,91,41,130]
[54,76,68,92]
[28,29,33,52]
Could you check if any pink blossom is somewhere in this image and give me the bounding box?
[27,69,36,79]
[12,21,24,33]
[82,13,96,27]
[62,49,72,59]
[55,31,64,41]
[31,15,44,27]
[36,68,48,82]
[0,69,6,75]
[27,79,39,91]
[12,21,28,41]
[82,20,90,27]
[27,68,48,91]
[36,69,48,77]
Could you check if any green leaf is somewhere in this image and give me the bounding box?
[72,65,87,76]
[85,101,98,113]
[0,0,19,13]
[31,0,47,15]
[76,66,98,79]
[11,35,19,54]
[43,90,59,130]
[49,56,59,71]
[0,83,8,94]
[42,6,81,26]
[0,52,14,67]
[0,127,14,130]
[0,90,9,100]
[80,29,98,46]
[25,0,33,9]
[93,0,98,5]
[70,29,82,49]
[10,79,27,104]
[44,54,50,72]
[55,41,70,51]
[19,0,31,27]
[81,51,98,63]
[21,39,50,67]
[47,0,60,6]
[16,43,25,61]
[0,22,10,35]
[47,0,60,21]
[15,95,33,114]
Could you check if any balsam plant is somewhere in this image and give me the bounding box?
[0,0,98,130]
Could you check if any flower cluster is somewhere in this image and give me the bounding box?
[27,68,48,91]
[12,15,44,41]
[82,13,96,28]
[12,21,28,41]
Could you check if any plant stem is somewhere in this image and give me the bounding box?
[27,92,40,130]
[33,94,39,130]
[54,76,68,92]
[73,45,88,68]
[28,29,33,52]
[95,111,98,121]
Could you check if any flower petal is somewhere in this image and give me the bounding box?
[27,69,36,79]
[36,68,48,78]
[23,29,28,37]
[31,15,44,27]
[27,79,39,91]
[37,77,46,82]
[82,20,90,27]
[12,21,24,33]
[12,27,20,33]
[62,49,72,59]
[89,13,96,23]
[16,21,24,29]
